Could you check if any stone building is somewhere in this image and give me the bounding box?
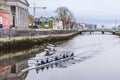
[5,0,29,29]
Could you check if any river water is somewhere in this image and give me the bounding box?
[1,32,120,80]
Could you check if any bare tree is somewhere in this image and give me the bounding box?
[56,7,74,30]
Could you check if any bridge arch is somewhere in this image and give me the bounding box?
[78,29,116,35]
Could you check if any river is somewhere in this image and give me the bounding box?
[1,32,120,80]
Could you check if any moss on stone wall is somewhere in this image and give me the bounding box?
[115,32,120,35]
[0,32,78,54]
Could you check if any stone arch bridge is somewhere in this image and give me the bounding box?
[78,29,117,35]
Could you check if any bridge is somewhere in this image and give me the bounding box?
[77,28,117,35]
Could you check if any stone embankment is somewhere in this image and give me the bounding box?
[0,29,78,54]
[115,32,120,36]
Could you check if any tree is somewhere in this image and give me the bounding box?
[48,20,53,28]
[56,7,74,30]
[41,20,45,28]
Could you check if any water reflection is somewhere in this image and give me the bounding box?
[0,60,28,80]
[33,55,94,74]
[0,48,41,80]
[0,48,97,80]
[34,61,68,73]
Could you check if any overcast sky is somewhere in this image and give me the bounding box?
[28,0,120,27]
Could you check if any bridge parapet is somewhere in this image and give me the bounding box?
[78,28,117,34]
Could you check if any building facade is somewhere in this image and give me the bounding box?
[79,23,97,30]
[5,0,29,29]
[34,17,54,28]
[0,0,10,29]
[0,12,10,29]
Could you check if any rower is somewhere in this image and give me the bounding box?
[66,54,69,58]
[71,52,74,56]
[57,56,61,60]
[53,48,56,52]
[55,56,58,61]
[63,54,66,58]
[49,57,54,62]
[46,58,49,63]
[46,50,50,55]
[36,60,40,66]
[59,55,63,59]
[41,59,46,65]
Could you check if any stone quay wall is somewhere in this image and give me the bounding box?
[0,29,77,38]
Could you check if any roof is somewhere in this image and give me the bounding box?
[19,0,29,6]
[6,0,29,6]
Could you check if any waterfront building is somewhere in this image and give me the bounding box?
[79,23,97,30]
[34,16,54,28]
[0,0,10,29]
[34,16,79,30]
[54,21,78,30]
[53,20,63,30]
[69,22,78,30]
[5,0,29,29]
[28,15,34,26]
[33,16,78,30]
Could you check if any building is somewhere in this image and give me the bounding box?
[0,0,10,29]
[69,22,78,30]
[28,15,34,26]
[53,21,63,30]
[0,12,10,29]
[34,17,54,28]
[79,23,97,30]
[5,0,29,29]
[34,16,78,30]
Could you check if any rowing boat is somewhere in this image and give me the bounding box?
[45,44,56,55]
[21,54,74,73]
